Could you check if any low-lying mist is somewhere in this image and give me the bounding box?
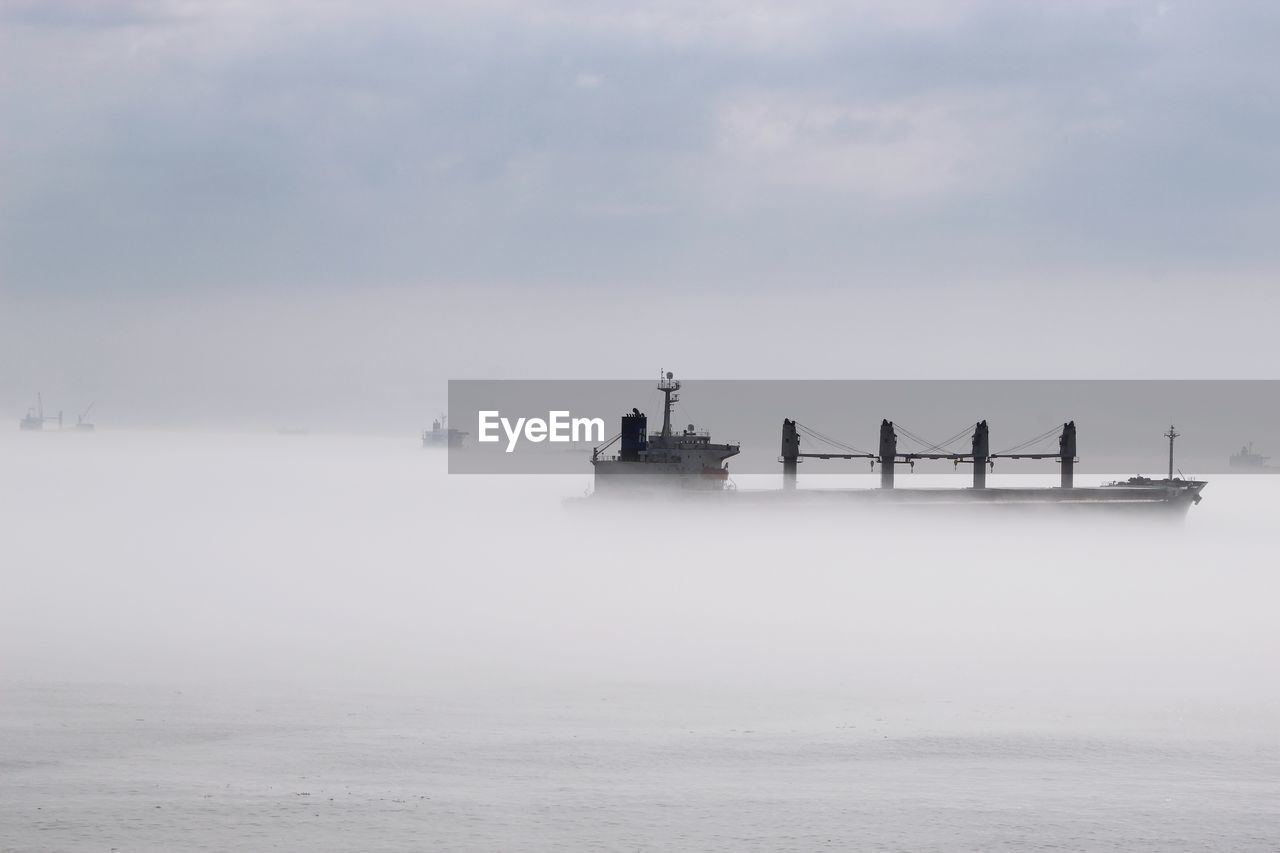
[3,429,1276,732]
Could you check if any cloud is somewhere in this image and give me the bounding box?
[1,0,1279,301]
[504,0,982,55]
[713,89,1046,202]
[0,0,186,29]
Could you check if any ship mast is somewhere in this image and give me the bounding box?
[657,370,680,440]
[1164,424,1179,480]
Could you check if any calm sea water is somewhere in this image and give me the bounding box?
[1,682,1277,852]
[2,431,1277,850]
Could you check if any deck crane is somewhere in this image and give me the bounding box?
[77,401,96,431]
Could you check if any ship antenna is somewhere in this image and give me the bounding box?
[657,370,680,441]
[1164,424,1180,480]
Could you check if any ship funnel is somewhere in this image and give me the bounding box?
[620,410,647,461]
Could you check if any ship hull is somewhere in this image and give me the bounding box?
[739,486,1201,516]
[575,483,1205,518]
[422,430,466,449]
[591,465,734,492]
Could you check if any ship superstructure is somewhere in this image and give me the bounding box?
[591,371,740,491]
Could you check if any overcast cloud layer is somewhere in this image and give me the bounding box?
[2,1,1278,428]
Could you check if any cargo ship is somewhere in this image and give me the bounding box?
[423,415,468,449]
[18,394,60,431]
[1229,442,1273,471]
[584,372,1206,516]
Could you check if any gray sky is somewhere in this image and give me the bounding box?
[2,1,1278,429]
